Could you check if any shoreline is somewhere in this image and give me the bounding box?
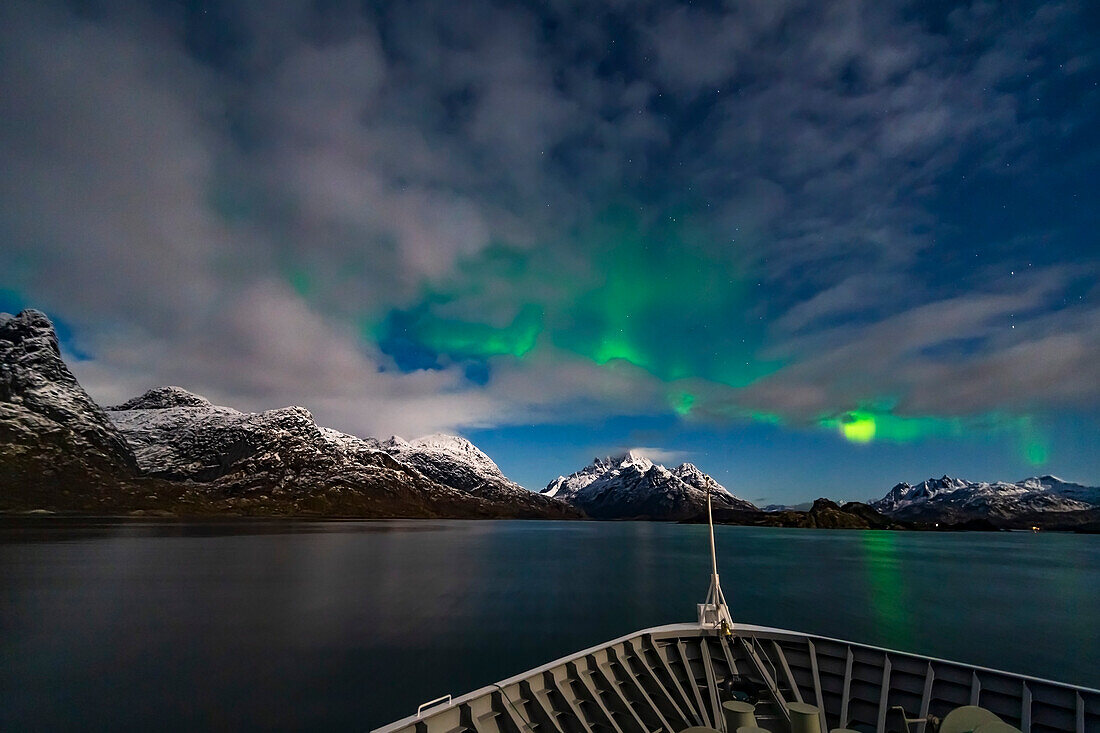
[2,510,1096,533]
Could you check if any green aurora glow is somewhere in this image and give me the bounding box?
[376,208,779,385]
[363,208,1058,466]
[409,304,542,360]
[552,210,776,387]
[819,408,1051,466]
[671,391,696,416]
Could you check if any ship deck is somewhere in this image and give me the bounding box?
[373,623,1100,733]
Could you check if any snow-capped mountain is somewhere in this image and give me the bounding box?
[542,451,757,519]
[108,386,381,482]
[1018,475,1100,506]
[1,310,141,509]
[107,388,578,519]
[0,309,574,518]
[381,433,580,516]
[872,474,1100,523]
[382,434,514,492]
[103,385,507,517]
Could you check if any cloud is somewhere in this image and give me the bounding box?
[738,267,1100,420]
[623,446,687,465]
[1,0,1097,446]
[0,1,231,329]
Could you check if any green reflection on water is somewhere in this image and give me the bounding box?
[860,531,911,649]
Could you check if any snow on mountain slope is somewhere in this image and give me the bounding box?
[872,474,1099,522]
[0,311,569,518]
[108,387,364,481]
[319,426,383,454]
[1,310,139,492]
[381,434,581,516]
[382,434,513,490]
[106,390,578,518]
[542,452,757,520]
[1020,475,1100,506]
[105,387,478,512]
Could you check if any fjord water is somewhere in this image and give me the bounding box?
[1,520,1097,731]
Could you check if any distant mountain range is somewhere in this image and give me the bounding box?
[538,454,1100,528]
[2,308,1098,529]
[537,457,903,529]
[872,475,1100,526]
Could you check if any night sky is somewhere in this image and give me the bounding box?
[1,0,1098,503]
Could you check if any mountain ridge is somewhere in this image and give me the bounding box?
[4,310,1098,528]
[542,452,758,520]
[1,309,145,511]
[380,433,575,515]
[872,473,1100,524]
[0,309,578,519]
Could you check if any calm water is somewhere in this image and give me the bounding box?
[1,519,1097,731]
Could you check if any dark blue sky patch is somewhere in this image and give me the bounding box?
[376,308,443,372]
[0,287,24,317]
[0,289,93,361]
[463,361,490,386]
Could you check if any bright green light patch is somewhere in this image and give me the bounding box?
[822,406,1055,467]
[821,410,879,443]
[842,415,876,443]
[821,408,967,444]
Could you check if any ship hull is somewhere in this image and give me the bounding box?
[374,623,1099,733]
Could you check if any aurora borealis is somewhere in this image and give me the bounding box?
[378,207,777,387]
[1,0,1098,503]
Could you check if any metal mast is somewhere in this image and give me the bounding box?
[699,487,734,633]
